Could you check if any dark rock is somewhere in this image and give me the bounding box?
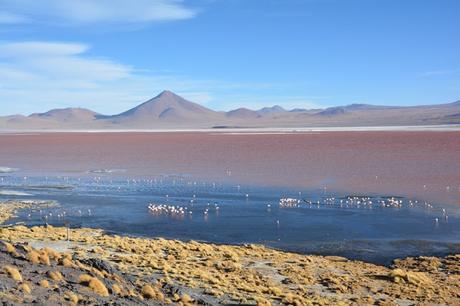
[162,283,182,296]
[79,258,116,275]
[281,278,292,284]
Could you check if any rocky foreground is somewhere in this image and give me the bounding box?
[0,201,459,305]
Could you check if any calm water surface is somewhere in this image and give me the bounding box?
[1,174,459,265]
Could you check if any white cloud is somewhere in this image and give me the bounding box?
[0,41,132,82]
[0,41,134,113]
[0,42,89,58]
[0,0,196,25]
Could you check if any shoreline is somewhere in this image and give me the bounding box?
[0,124,460,134]
[1,201,459,305]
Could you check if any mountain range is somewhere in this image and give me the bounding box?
[1,90,460,130]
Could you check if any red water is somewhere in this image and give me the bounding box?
[1,131,459,205]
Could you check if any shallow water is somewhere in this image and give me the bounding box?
[1,175,459,265]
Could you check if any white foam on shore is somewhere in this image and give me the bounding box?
[208,125,460,134]
[88,169,126,174]
[0,190,32,196]
[0,167,18,173]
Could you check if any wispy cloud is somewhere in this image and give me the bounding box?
[0,0,196,25]
[0,41,132,82]
[0,41,89,57]
[0,41,254,115]
[0,40,327,115]
[0,41,155,114]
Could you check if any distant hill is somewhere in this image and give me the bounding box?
[108,91,218,121]
[29,108,99,122]
[226,108,260,119]
[257,105,286,115]
[98,90,223,128]
[1,91,460,130]
[315,107,347,116]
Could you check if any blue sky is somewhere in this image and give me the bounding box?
[0,0,459,115]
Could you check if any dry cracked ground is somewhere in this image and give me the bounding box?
[0,201,459,305]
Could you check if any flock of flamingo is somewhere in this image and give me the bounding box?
[0,174,456,227]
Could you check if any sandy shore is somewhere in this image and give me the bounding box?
[0,201,459,305]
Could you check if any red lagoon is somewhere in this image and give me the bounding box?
[0,131,459,206]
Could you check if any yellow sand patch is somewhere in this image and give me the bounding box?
[19,283,32,294]
[4,242,16,254]
[4,265,22,282]
[38,279,50,288]
[47,270,63,282]
[141,284,164,301]
[59,257,74,268]
[64,292,79,304]
[78,274,109,297]
[112,283,122,295]
[389,268,432,286]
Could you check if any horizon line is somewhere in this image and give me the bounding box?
[2,89,459,117]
